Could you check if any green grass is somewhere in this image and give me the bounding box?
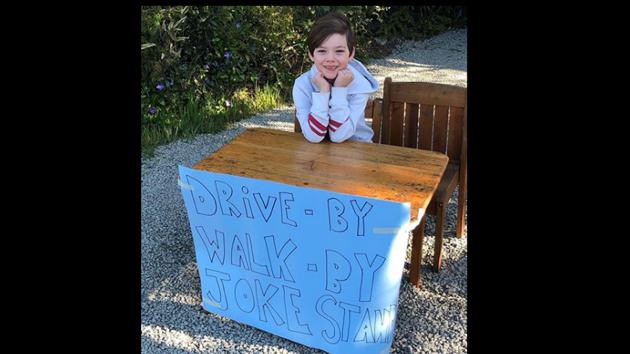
[141,85,282,157]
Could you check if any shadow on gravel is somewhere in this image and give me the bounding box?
[371,58,466,73]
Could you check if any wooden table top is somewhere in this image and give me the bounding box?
[193,128,449,223]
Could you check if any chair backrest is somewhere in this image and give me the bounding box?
[378,77,467,164]
[293,98,383,143]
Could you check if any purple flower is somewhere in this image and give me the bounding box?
[148,106,157,115]
[224,51,232,60]
[156,83,165,91]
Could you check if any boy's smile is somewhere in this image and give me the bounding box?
[309,33,355,80]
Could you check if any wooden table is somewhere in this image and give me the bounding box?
[193,128,449,287]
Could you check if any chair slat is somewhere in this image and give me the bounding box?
[382,78,392,144]
[447,106,464,161]
[405,103,419,148]
[389,101,405,146]
[418,104,434,150]
[433,105,449,153]
[372,99,383,143]
[364,98,374,118]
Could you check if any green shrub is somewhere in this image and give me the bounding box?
[141,84,279,156]
[378,6,467,40]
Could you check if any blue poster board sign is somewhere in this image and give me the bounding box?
[178,166,412,354]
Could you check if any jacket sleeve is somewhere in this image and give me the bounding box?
[292,80,329,143]
[328,87,369,143]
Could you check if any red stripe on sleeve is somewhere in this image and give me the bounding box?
[329,118,345,128]
[308,120,326,136]
[308,114,327,131]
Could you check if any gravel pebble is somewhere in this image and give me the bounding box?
[142,28,467,353]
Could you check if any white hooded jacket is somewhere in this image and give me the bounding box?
[292,59,379,143]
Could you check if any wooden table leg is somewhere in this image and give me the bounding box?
[408,215,426,288]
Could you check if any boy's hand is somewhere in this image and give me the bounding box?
[312,72,330,92]
[334,69,354,87]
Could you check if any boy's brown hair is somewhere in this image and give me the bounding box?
[306,12,356,56]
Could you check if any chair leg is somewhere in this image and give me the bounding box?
[433,201,447,272]
[456,184,467,238]
[408,215,426,288]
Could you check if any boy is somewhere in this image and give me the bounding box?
[293,12,378,143]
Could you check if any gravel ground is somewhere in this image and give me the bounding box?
[142,28,467,353]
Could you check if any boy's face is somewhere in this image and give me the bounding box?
[309,33,355,80]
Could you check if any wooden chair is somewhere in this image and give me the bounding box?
[377,77,467,278]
